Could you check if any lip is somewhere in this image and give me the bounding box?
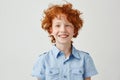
[58,34,69,38]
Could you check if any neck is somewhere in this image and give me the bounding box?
[55,42,72,57]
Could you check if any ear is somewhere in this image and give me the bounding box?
[73,30,76,35]
[73,30,77,37]
[49,27,53,34]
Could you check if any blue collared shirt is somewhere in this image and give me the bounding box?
[32,45,98,80]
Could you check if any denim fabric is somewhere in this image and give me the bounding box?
[32,45,98,80]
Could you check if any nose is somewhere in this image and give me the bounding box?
[59,25,66,33]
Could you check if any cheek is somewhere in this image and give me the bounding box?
[51,29,57,35]
[71,30,75,36]
[70,29,75,34]
[49,27,56,35]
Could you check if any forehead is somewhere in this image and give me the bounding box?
[56,14,67,19]
[52,14,69,23]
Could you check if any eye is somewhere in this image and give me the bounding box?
[65,25,70,27]
[65,24,72,27]
[55,24,60,27]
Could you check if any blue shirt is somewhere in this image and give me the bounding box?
[32,45,98,80]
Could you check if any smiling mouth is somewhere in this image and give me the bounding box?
[58,34,69,38]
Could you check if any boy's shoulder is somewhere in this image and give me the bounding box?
[38,50,52,59]
[75,48,94,60]
[72,45,89,55]
[78,50,89,55]
[38,51,48,57]
[75,47,89,54]
[75,48,90,58]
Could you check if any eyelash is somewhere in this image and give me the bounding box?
[65,25,70,27]
[55,25,60,27]
[55,24,71,27]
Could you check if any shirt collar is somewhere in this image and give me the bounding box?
[71,45,81,60]
[51,44,80,60]
[51,45,61,58]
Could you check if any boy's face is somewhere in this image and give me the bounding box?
[51,14,74,44]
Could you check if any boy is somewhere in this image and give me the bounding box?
[32,2,98,80]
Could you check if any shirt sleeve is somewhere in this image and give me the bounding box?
[83,53,98,78]
[32,54,45,80]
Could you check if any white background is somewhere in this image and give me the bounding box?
[0,0,120,80]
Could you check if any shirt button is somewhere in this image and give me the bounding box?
[40,72,43,74]
[63,75,67,78]
[79,70,82,73]
[49,71,53,74]
[63,62,66,64]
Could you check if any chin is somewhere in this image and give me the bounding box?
[58,40,71,44]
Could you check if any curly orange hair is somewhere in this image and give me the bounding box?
[41,2,83,43]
